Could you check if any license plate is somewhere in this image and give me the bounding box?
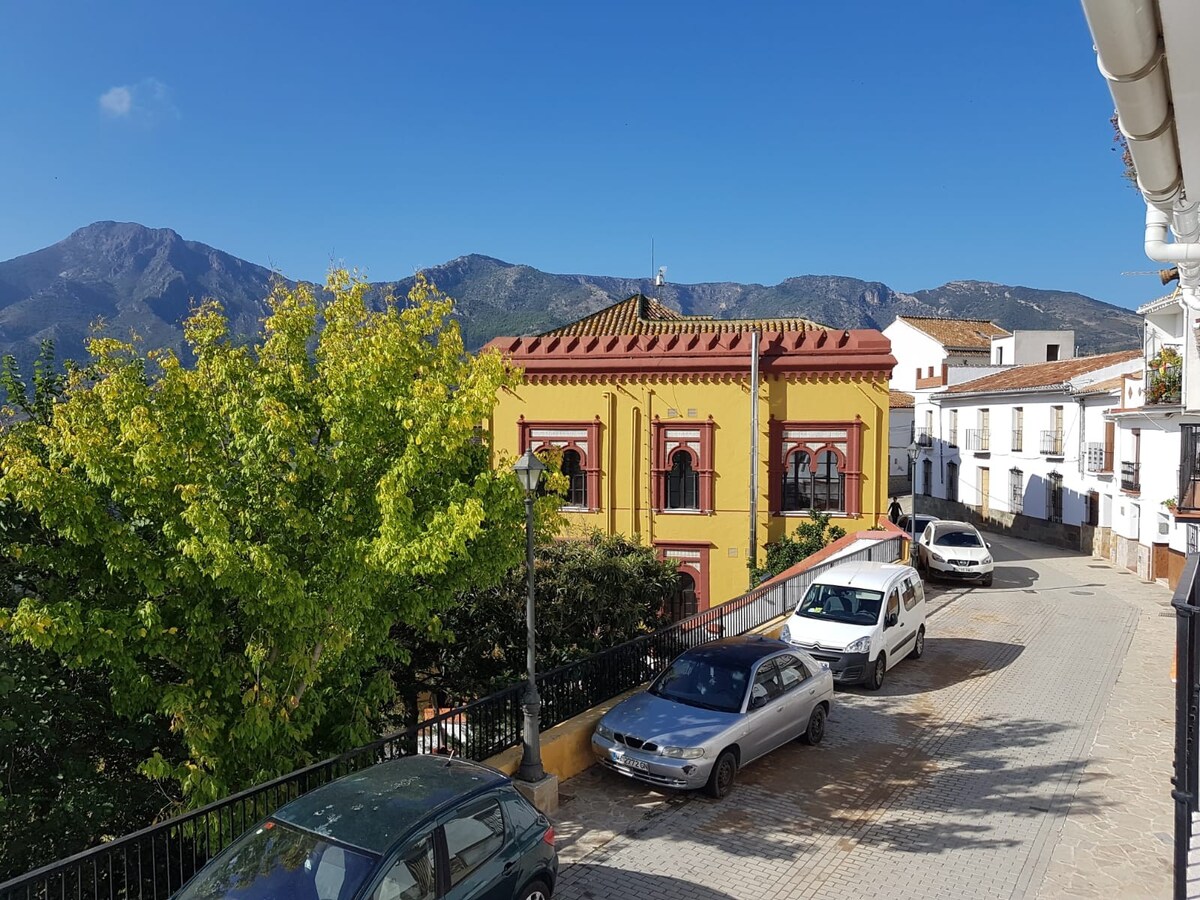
[612,751,648,771]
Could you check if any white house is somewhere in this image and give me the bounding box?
[990,330,1076,366]
[884,316,1009,392]
[913,350,1142,552]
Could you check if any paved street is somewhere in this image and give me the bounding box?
[550,532,1176,899]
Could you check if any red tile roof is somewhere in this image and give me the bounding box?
[895,316,1010,351]
[940,350,1141,395]
[538,294,827,336]
[889,390,915,409]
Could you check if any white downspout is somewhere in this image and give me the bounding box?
[1146,206,1200,310]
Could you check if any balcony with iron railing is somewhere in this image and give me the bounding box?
[1085,442,1113,474]
[1121,460,1141,493]
[965,428,990,452]
[913,428,933,447]
[1040,430,1064,456]
[1146,344,1182,406]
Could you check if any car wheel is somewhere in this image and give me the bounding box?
[911,625,925,660]
[865,652,886,691]
[801,704,827,745]
[518,878,552,900]
[705,749,738,799]
[982,574,993,587]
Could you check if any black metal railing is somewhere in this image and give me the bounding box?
[1181,425,1200,513]
[1148,344,1183,406]
[0,535,904,900]
[914,429,933,447]
[1172,554,1200,900]
[1121,461,1141,493]
[965,428,990,452]
[1040,430,1064,456]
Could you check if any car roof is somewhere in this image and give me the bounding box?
[273,755,507,854]
[931,520,980,534]
[808,560,914,589]
[681,635,792,667]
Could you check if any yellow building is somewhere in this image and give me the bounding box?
[485,295,896,611]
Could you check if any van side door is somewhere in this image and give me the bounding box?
[882,587,909,667]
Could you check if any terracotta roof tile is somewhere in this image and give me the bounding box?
[889,390,915,409]
[895,316,1010,351]
[539,294,827,337]
[941,350,1141,395]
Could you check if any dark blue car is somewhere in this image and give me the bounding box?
[174,755,557,900]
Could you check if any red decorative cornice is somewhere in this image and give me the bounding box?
[483,329,896,379]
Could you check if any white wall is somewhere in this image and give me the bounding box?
[883,320,948,391]
[888,407,915,476]
[922,389,1127,530]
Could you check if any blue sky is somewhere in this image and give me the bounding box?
[0,1,1160,308]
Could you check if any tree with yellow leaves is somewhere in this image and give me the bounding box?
[0,271,544,805]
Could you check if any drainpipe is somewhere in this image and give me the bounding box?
[748,332,761,584]
[1146,206,1200,310]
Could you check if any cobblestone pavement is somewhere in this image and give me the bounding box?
[551,533,1175,899]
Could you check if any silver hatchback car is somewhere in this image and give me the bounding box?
[591,636,834,798]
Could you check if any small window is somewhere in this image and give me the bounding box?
[901,579,919,611]
[372,833,436,900]
[1046,344,1060,362]
[886,590,900,620]
[775,655,809,692]
[666,450,700,510]
[444,799,505,889]
[750,660,782,705]
[560,448,586,508]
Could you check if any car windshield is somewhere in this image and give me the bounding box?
[795,583,884,626]
[175,820,377,900]
[935,530,983,548]
[649,655,749,713]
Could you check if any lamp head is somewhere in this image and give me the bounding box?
[513,449,546,493]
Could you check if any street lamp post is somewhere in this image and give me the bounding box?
[512,449,547,783]
[907,441,920,565]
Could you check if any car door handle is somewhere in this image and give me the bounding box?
[503,860,517,874]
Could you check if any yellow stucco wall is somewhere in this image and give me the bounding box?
[490,374,890,606]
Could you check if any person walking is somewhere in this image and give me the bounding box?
[887,496,902,524]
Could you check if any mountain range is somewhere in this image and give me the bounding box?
[0,221,1145,372]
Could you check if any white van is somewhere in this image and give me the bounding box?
[779,561,926,690]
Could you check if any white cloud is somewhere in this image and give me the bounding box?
[99,85,132,117]
[98,78,179,122]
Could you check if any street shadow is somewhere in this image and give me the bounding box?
[566,635,1113,865]
[556,865,740,898]
[990,565,1039,588]
[837,638,1023,696]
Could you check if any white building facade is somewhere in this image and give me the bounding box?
[912,351,1142,553]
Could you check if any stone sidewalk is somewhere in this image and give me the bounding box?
[549,534,1176,899]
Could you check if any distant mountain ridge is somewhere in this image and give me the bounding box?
[0,222,1144,370]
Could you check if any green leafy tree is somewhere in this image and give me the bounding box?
[0,271,533,805]
[0,341,181,879]
[751,510,846,583]
[396,531,679,704]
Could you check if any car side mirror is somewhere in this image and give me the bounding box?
[885,612,899,628]
[750,693,767,710]
[986,542,992,549]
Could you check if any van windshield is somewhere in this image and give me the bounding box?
[795,584,884,626]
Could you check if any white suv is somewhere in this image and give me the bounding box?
[917,520,994,586]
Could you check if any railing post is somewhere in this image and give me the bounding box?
[1172,553,1200,900]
